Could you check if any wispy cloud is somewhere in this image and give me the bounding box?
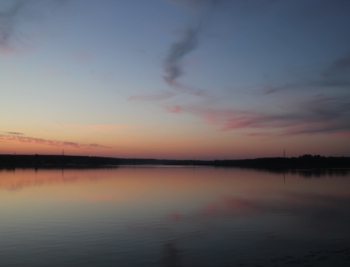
[128,91,175,102]
[162,0,223,95]
[262,52,350,95]
[171,0,222,10]
[0,134,110,149]
[163,27,199,86]
[0,0,69,54]
[166,94,350,137]
[3,131,24,135]
[322,52,350,79]
[135,1,350,140]
[0,0,25,53]
[86,125,130,132]
[58,124,132,133]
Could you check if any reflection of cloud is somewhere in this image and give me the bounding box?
[167,196,265,222]
[85,193,124,202]
[0,173,79,191]
[167,192,350,233]
[0,134,110,149]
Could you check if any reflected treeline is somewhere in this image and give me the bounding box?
[213,154,350,169]
[296,169,349,178]
[1,154,350,170]
[244,167,350,178]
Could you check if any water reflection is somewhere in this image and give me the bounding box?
[162,242,181,267]
[251,167,350,178]
[0,167,350,266]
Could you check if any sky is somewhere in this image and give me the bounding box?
[1,0,350,159]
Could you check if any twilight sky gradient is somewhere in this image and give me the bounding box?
[1,0,350,159]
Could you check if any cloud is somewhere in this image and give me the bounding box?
[0,0,69,54]
[161,0,281,97]
[86,125,130,132]
[322,52,350,79]
[171,0,222,10]
[0,134,110,149]
[128,91,175,102]
[166,94,350,137]
[138,1,350,140]
[263,52,350,95]
[162,0,223,95]
[4,131,24,135]
[166,105,183,113]
[58,124,131,132]
[0,0,25,53]
[163,27,199,85]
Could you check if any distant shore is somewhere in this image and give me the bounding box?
[1,154,350,170]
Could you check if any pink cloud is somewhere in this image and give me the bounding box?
[166,105,183,113]
[164,93,350,138]
[0,134,110,149]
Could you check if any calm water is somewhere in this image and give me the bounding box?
[1,167,350,267]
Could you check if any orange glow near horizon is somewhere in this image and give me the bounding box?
[1,125,350,159]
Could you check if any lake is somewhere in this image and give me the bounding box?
[1,167,350,266]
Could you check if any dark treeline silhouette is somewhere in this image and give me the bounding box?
[0,154,119,169]
[1,154,350,170]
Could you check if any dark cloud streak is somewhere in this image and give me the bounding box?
[0,0,25,52]
[322,53,350,79]
[128,91,175,102]
[0,134,110,149]
[163,27,199,85]
[163,0,223,95]
[0,0,69,54]
[4,131,24,135]
[263,52,350,95]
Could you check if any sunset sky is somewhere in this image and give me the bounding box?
[1,0,350,159]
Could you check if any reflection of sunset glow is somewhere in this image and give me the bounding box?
[1,167,350,209]
[1,167,350,267]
